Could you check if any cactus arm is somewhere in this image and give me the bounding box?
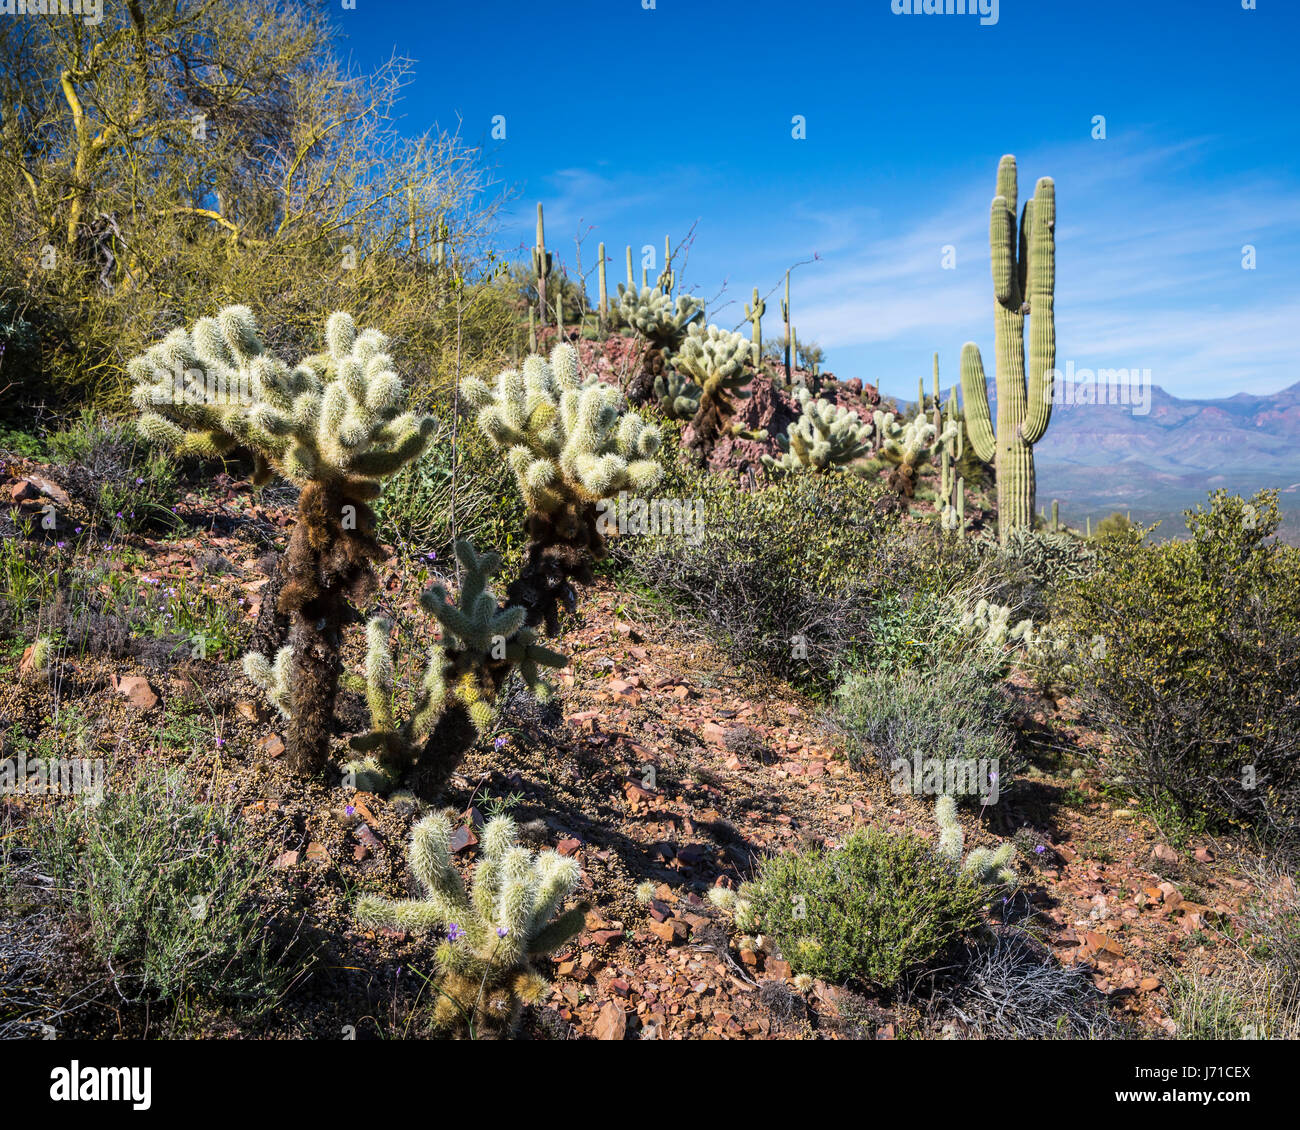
[959,344,997,463]
[1022,177,1057,444]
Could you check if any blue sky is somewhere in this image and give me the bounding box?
[337,0,1299,403]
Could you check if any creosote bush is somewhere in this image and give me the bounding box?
[746,825,988,989]
[1065,489,1300,842]
[621,469,894,686]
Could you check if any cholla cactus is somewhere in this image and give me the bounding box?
[242,646,292,718]
[958,598,1035,650]
[355,813,586,1038]
[674,323,755,456]
[131,306,434,493]
[347,540,565,791]
[653,369,702,421]
[616,284,704,404]
[763,387,874,474]
[130,306,435,775]
[869,411,959,498]
[461,343,663,634]
[934,796,1017,886]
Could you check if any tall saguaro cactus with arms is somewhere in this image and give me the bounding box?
[960,155,1057,543]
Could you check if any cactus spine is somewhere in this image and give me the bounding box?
[744,287,765,368]
[960,155,1057,544]
[532,203,552,324]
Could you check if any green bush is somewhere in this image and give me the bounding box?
[1065,489,1300,842]
[22,763,298,1010]
[747,827,987,989]
[619,468,896,686]
[835,652,1015,797]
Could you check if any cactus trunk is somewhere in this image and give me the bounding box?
[598,242,608,332]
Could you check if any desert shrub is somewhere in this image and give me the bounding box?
[1065,489,1300,842]
[991,527,1097,623]
[1095,511,1136,539]
[746,827,987,989]
[46,411,181,534]
[20,763,299,1011]
[365,395,535,572]
[835,652,1016,796]
[0,5,509,413]
[619,470,895,686]
[931,929,1121,1039]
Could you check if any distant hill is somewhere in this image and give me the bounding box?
[1032,380,1300,539]
[903,379,1300,540]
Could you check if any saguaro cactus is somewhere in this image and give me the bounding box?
[597,241,608,332]
[781,270,792,384]
[355,812,586,1038]
[744,287,765,368]
[131,306,436,774]
[961,155,1057,543]
[532,203,552,324]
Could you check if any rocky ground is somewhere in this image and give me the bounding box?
[0,448,1271,1040]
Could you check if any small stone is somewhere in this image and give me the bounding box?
[556,837,583,857]
[273,850,300,869]
[1194,846,1215,863]
[114,675,159,711]
[449,825,478,853]
[256,733,285,759]
[648,919,687,945]
[593,1001,627,1041]
[1152,844,1179,863]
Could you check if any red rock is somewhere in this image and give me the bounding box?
[449,825,478,853]
[256,733,285,759]
[589,929,624,946]
[609,977,631,997]
[114,675,159,711]
[1139,976,1162,993]
[353,844,371,862]
[649,919,687,944]
[1194,846,1215,863]
[273,850,301,869]
[305,842,330,865]
[593,1001,627,1041]
[765,959,793,980]
[9,480,39,503]
[556,837,583,857]
[1152,844,1179,863]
